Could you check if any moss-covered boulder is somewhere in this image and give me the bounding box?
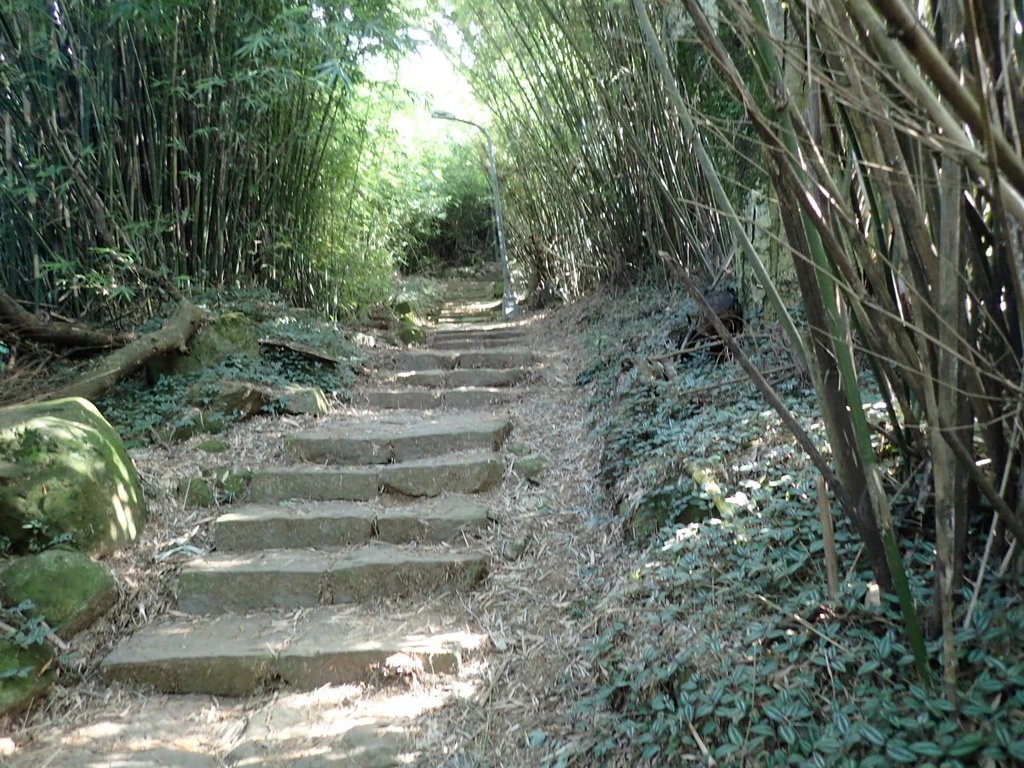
[1,548,117,639]
[0,637,53,718]
[155,311,261,377]
[0,398,147,556]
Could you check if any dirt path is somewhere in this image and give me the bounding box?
[4,296,622,767]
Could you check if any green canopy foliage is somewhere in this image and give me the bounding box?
[0,0,494,322]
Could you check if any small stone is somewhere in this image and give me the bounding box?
[279,386,329,416]
[514,454,547,481]
[504,536,530,560]
[197,439,231,454]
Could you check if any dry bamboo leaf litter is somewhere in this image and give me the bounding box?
[5,294,640,768]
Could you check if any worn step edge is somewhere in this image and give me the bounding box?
[101,607,488,696]
[395,349,538,371]
[382,368,528,389]
[176,545,490,614]
[284,414,512,464]
[354,387,522,411]
[247,451,503,503]
[215,498,490,551]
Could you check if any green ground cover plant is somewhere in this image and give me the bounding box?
[559,290,1024,767]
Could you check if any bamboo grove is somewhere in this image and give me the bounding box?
[0,1,409,319]
[447,0,1024,691]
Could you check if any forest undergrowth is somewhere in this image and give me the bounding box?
[557,287,1024,767]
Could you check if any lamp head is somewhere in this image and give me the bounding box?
[431,110,457,120]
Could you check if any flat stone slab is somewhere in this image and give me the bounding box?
[355,389,443,410]
[247,450,504,503]
[102,607,488,695]
[285,414,512,464]
[443,387,522,409]
[216,497,490,550]
[380,452,503,497]
[215,502,377,551]
[432,324,526,339]
[176,545,489,614]
[357,388,520,410]
[385,368,527,389]
[395,349,537,371]
[394,350,459,371]
[429,328,530,350]
[440,299,501,313]
[375,497,490,544]
[429,336,528,351]
[248,466,380,503]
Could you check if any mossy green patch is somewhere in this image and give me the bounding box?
[513,454,547,481]
[198,439,231,454]
[165,311,261,376]
[216,469,253,503]
[1,548,116,638]
[178,477,215,509]
[399,317,425,345]
[0,638,53,718]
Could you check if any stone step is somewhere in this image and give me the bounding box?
[395,349,537,371]
[433,324,525,336]
[383,368,527,389]
[176,544,489,614]
[439,299,500,312]
[356,387,521,411]
[247,451,503,503]
[101,606,488,696]
[429,336,527,351]
[285,414,512,464]
[248,465,380,503]
[381,451,503,497]
[437,314,502,326]
[215,496,490,551]
[431,327,528,345]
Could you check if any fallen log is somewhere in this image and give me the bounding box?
[41,301,205,402]
[0,290,132,351]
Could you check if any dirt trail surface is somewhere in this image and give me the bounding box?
[3,293,625,767]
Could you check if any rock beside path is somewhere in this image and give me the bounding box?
[0,397,147,556]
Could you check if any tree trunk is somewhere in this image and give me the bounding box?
[39,301,205,402]
[0,289,131,351]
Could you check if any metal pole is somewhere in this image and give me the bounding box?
[431,111,518,318]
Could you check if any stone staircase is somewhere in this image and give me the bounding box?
[100,276,533,745]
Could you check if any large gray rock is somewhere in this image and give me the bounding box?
[0,398,147,556]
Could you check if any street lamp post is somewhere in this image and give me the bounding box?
[431,110,518,318]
